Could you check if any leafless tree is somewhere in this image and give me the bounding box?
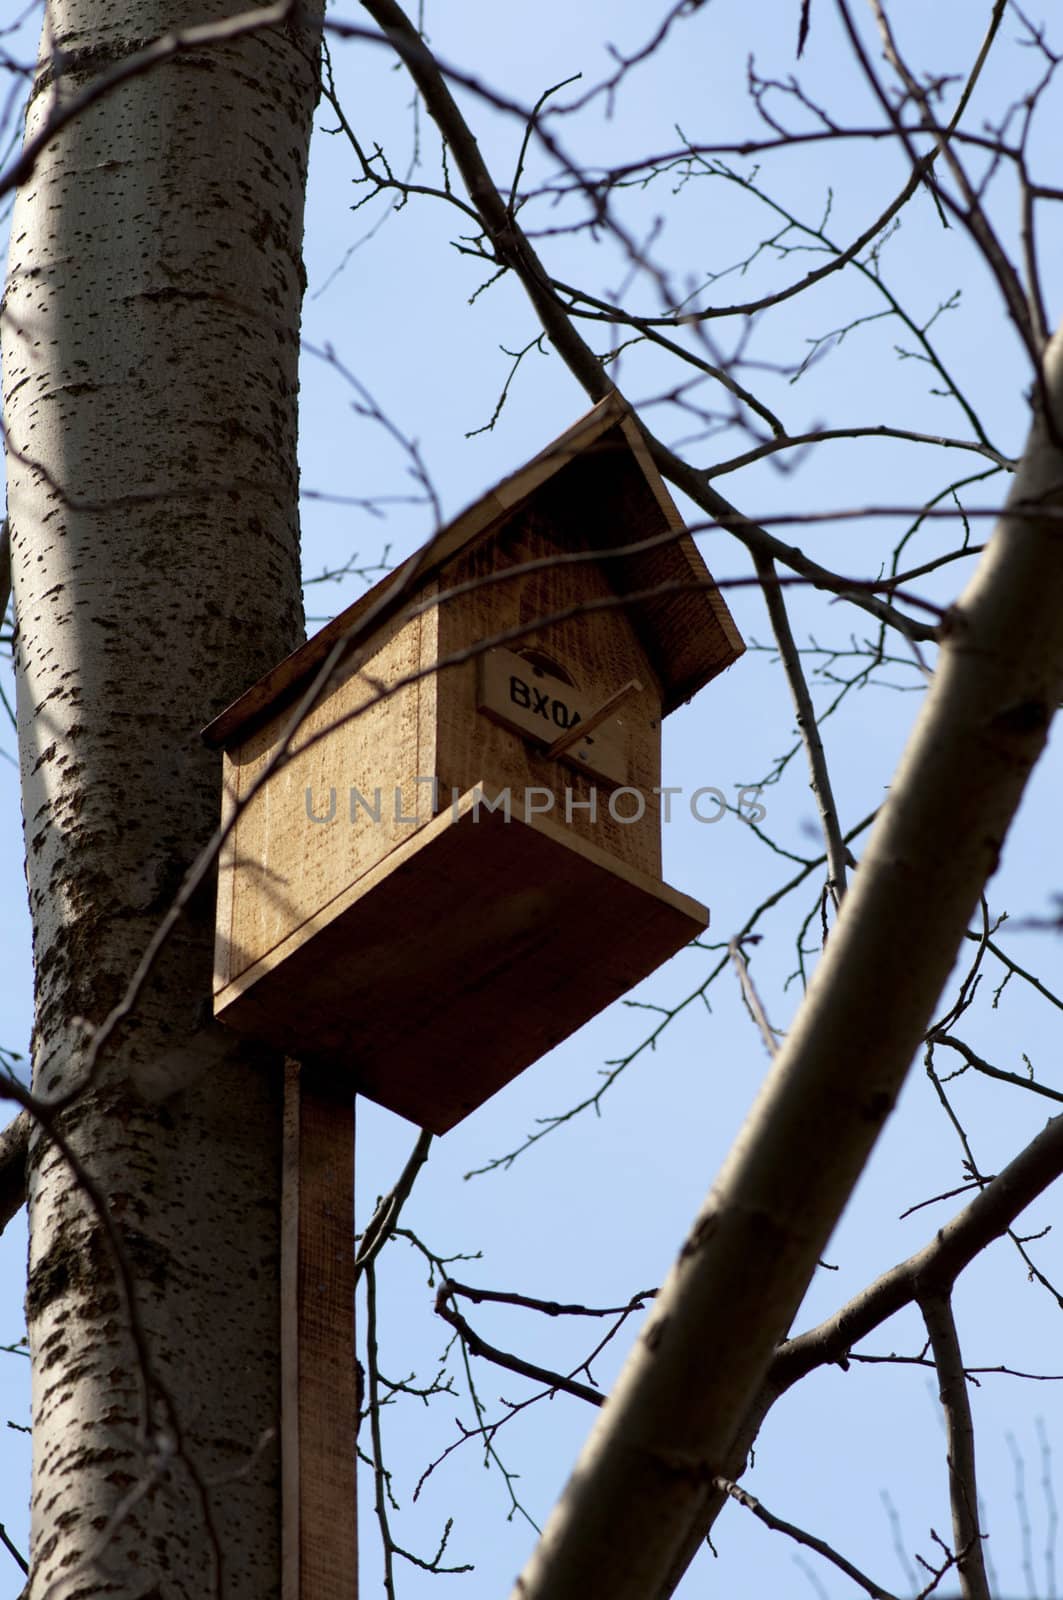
[2,2,1063,1598]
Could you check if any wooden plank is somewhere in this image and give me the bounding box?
[281,1062,301,1600]
[615,407,688,533]
[282,1063,358,1600]
[212,758,240,993]
[545,678,642,761]
[225,610,427,986]
[218,787,707,1134]
[476,646,630,787]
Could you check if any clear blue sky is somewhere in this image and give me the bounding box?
[3,3,1063,1596]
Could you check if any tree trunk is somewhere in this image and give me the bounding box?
[514,327,1063,1598]
[2,1,321,1592]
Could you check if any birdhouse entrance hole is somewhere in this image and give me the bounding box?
[515,646,575,685]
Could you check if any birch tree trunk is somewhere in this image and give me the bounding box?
[514,327,1063,1598]
[2,2,322,1593]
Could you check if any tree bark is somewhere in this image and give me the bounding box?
[3,2,321,1593]
[514,328,1063,1599]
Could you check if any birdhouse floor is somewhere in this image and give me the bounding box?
[214,785,708,1133]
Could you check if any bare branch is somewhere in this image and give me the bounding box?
[920,1293,991,1600]
[0,518,10,626]
[930,1032,1063,1106]
[0,1110,28,1235]
[705,427,1015,479]
[715,1477,903,1600]
[754,551,850,905]
[728,939,781,1056]
[445,1282,656,1320]
[769,1124,1061,1407]
[434,1283,606,1408]
[358,0,940,642]
[0,1520,28,1577]
[355,1128,433,1278]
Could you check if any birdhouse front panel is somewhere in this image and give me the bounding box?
[430,503,664,880]
[206,394,745,1134]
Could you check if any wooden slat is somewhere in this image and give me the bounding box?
[281,1062,301,1600]
[212,761,240,993]
[476,646,632,787]
[282,1063,357,1600]
[225,611,425,987]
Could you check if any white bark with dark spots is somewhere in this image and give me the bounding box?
[3,3,322,1593]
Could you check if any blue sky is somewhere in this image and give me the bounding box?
[3,2,1063,1596]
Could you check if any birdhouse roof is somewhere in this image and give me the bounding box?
[203,392,743,749]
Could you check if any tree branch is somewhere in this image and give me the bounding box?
[728,939,781,1056]
[355,1127,432,1278]
[754,552,850,905]
[920,1294,991,1600]
[434,1284,605,1408]
[777,1113,1063,1385]
[0,1111,28,1236]
[714,1477,902,1600]
[930,1032,1063,1106]
[661,1112,1063,1596]
[357,0,941,643]
[0,520,10,627]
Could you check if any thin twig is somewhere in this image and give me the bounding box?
[754,552,849,906]
[355,1128,433,1278]
[931,1032,1063,1105]
[0,1521,28,1576]
[364,1260,398,1600]
[0,519,10,625]
[714,1477,902,1599]
[728,939,780,1056]
[445,1282,655,1319]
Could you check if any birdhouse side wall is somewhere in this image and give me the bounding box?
[215,606,432,992]
[431,510,663,878]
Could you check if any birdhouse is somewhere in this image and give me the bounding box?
[204,394,744,1133]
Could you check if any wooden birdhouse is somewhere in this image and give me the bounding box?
[204,394,744,1133]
